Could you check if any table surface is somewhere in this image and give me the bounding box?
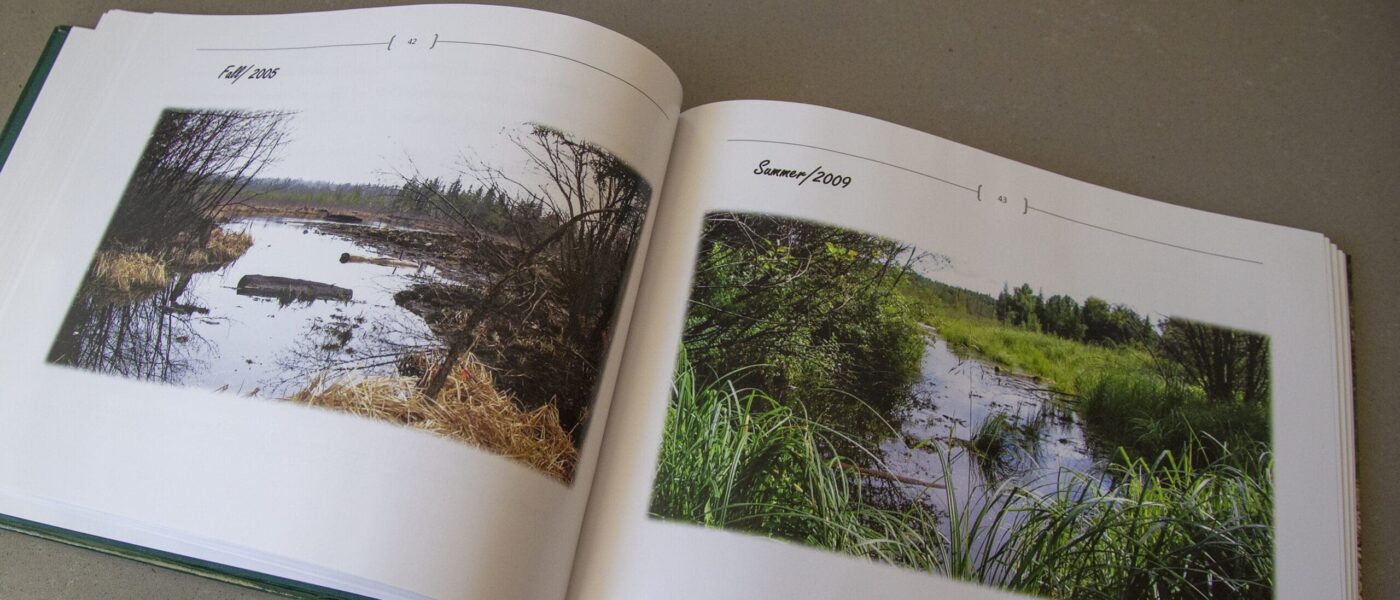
[2,1,1396,598]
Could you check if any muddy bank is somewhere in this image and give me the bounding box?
[392,275,599,442]
[303,215,608,441]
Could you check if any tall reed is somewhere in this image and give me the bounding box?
[651,354,1274,599]
[650,354,946,568]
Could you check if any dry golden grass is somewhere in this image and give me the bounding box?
[286,353,578,481]
[167,227,254,270]
[90,250,168,294]
[207,227,254,261]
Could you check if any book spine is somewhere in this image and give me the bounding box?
[0,26,70,172]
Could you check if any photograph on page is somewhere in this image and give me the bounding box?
[43,104,654,483]
[647,209,1274,598]
[0,5,690,598]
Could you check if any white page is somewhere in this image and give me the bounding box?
[572,100,1352,599]
[0,6,680,599]
[0,13,153,313]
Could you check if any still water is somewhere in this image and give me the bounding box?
[879,329,1105,512]
[51,217,442,396]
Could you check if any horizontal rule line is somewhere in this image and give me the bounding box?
[726,138,979,194]
[1027,205,1264,265]
[195,41,390,52]
[437,40,669,120]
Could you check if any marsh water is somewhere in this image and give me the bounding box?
[49,217,442,395]
[878,328,1105,515]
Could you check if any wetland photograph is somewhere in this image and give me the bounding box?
[47,107,654,482]
[649,212,1274,599]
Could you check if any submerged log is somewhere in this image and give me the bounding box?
[236,274,352,302]
[318,210,364,224]
[339,252,419,269]
[164,303,210,315]
[838,460,946,489]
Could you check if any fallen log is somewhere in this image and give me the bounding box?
[339,252,419,269]
[236,274,352,303]
[317,210,364,224]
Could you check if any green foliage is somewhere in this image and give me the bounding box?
[683,213,924,435]
[965,412,1027,481]
[395,176,517,233]
[658,210,1274,598]
[651,357,1274,599]
[915,289,1270,467]
[650,354,946,566]
[992,285,1154,347]
[999,441,1275,599]
[1080,296,1153,346]
[930,312,1149,394]
[1040,294,1084,340]
[1080,369,1270,467]
[1158,318,1271,405]
[995,284,1043,331]
[899,273,997,321]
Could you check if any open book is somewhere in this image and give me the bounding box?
[0,5,1357,599]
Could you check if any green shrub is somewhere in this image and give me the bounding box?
[1080,370,1270,469]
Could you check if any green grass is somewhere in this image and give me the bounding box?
[650,354,1274,599]
[648,354,947,567]
[917,303,1270,469]
[999,443,1275,599]
[969,412,1018,461]
[928,312,1148,394]
[1080,370,1271,467]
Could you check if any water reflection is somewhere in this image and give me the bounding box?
[48,274,211,384]
[49,217,440,396]
[877,331,1104,512]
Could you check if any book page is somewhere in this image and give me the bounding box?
[0,16,151,300]
[571,100,1351,599]
[0,6,679,599]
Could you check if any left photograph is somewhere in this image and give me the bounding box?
[46,107,654,482]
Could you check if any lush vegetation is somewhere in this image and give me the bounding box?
[899,272,1271,465]
[994,283,1154,347]
[681,213,925,440]
[649,353,939,562]
[650,212,1275,598]
[651,354,1274,599]
[929,312,1148,394]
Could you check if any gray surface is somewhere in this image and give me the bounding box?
[1,1,1396,598]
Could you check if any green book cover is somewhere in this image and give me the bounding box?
[0,26,67,172]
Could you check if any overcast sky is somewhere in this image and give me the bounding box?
[911,245,1163,322]
[254,98,533,187]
